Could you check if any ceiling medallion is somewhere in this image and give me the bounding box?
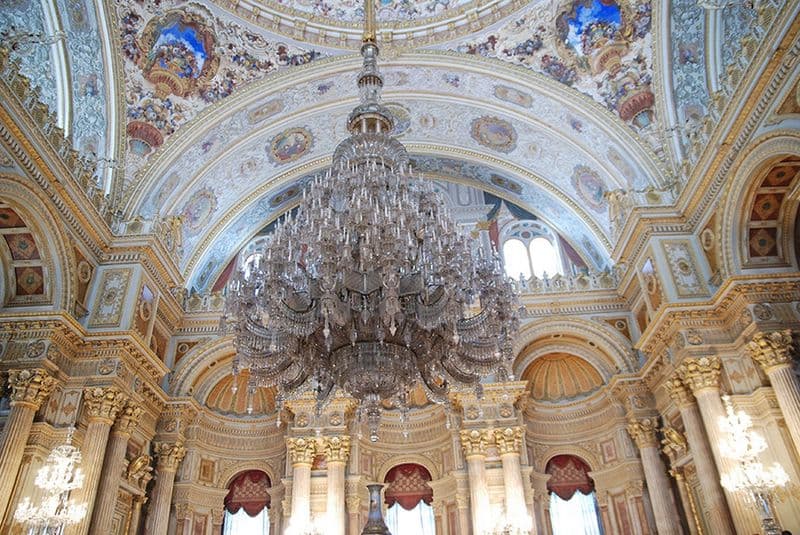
[221,0,519,441]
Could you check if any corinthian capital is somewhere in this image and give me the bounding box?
[747,330,795,372]
[7,368,56,409]
[113,402,144,435]
[494,427,524,455]
[664,376,694,408]
[459,429,490,457]
[153,441,186,472]
[678,356,721,393]
[322,435,351,463]
[626,417,659,450]
[286,437,317,466]
[83,386,127,424]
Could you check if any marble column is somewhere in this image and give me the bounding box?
[495,427,531,531]
[747,330,800,459]
[72,386,128,535]
[323,436,350,535]
[144,441,187,534]
[665,377,734,534]
[460,429,491,535]
[211,508,225,535]
[0,369,56,523]
[626,417,682,535]
[678,356,760,533]
[287,437,317,532]
[89,401,143,535]
[346,494,361,535]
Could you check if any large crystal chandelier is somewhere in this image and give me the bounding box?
[718,396,789,535]
[221,0,518,440]
[14,428,88,533]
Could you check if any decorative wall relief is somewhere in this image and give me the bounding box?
[662,240,708,297]
[88,268,132,328]
[180,187,218,237]
[470,116,518,153]
[640,256,662,311]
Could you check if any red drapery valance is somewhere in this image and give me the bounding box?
[384,463,433,511]
[546,455,594,500]
[224,470,271,517]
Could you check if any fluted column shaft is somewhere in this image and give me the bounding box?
[144,442,187,534]
[748,330,800,460]
[71,387,128,535]
[667,379,735,534]
[287,437,316,531]
[323,436,350,535]
[89,402,142,535]
[678,357,760,534]
[465,455,490,535]
[0,369,56,523]
[627,418,682,535]
[495,427,529,530]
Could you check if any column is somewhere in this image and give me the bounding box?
[626,417,683,535]
[460,429,491,535]
[211,508,225,535]
[747,329,800,459]
[144,441,187,534]
[71,386,128,535]
[174,503,191,535]
[345,494,361,535]
[0,369,56,523]
[665,377,735,534]
[678,356,760,533]
[494,427,530,530]
[89,401,143,535]
[323,436,350,535]
[286,437,317,532]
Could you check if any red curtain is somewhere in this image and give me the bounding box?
[384,463,433,511]
[545,455,594,500]
[224,470,271,516]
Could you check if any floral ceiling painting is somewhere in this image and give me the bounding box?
[118,0,324,187]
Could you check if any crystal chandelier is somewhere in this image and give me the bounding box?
[221,0,518,440]
[14,428,88,534]
[718,396,789,535]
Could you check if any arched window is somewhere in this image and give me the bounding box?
[500,221,563,280]
[546,455,603,535]
[384,463,436,535]
[223,470,271,535]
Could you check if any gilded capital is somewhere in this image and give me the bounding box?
[322,435,351,463]
[747,330,795,372]
[153,441,186,471]
[345,495,361,513]
[626,417,659,450]
[83,386,127,424]
[494,427,524,456]
[664,376,694,408]
[286,437,317,466]
[113,402,143,435]
[459,428,490,457]
[7,368,56,409]
[677,356,721,393]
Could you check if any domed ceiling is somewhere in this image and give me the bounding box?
[5,0,756,291]
[522,352,604,402]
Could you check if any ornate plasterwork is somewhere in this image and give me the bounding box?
[670,0,708,130]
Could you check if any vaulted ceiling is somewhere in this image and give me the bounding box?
[2,0,744,291]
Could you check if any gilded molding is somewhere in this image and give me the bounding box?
[747,329,795,372]
[626,417,659,450]
[286,436,317,466]
[664,377,694,408]
[154,440,187,471]
[459,429,490,457]
[322,435,351,463]
[83,386,128,424]
[677,356,722,393]
[494,427,524,456]
[113,401,144,436]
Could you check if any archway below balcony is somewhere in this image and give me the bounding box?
[222,470,271,535]
[383,463,436,535]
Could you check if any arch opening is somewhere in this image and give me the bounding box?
[223,470,271,535]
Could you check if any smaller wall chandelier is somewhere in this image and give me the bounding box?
[718,396,789,535]
[14,428,88,534]
[221,0,518,440]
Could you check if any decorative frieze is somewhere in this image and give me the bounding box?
[7,368,57,409]
[747,329,795,371]
[678,356,722,393]
[83,386,127,423]
[286,437,317,466]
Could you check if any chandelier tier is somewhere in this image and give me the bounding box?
[221,0,519,440]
